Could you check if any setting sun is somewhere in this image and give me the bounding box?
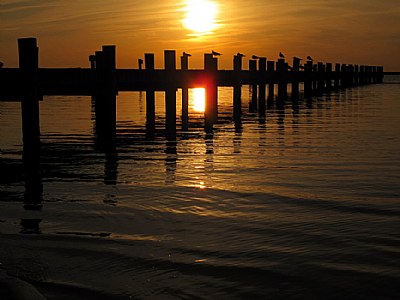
[183,0,219,35]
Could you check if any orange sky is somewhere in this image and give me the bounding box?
[1,0,399,70]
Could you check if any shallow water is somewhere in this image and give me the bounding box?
[1,78,400,299]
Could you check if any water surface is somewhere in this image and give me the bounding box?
[1,79,399,299]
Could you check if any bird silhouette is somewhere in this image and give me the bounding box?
[212,50,222,56]
[183,52,191,57]
[279,52,285,59]
[293,56,302,61]
[236,52,245,57]
[252,55,260,59]
[307,56,313,61]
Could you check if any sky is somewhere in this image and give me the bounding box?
[1,0,399,70]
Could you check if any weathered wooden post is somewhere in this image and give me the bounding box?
[304,61,313,98]
[233,54,243,126]
[258,57,267,115]
[277,58,287,100]
[377,66,384,83]
[350,65,357,86]
[145,53,155,138]
[317,62,325,93]
[372,66,378,84]
[348,65,355,86]
[89,55,96,69]
[204,53,218,132]
[249,59,257,112]
[96,45,117,151]
[341,64,347,88]
[326,63,333,90]
[354,65,359,85]
[267,60,275,103]
[291,57,301,99]
[334,63,341,88]
[360,65,366,85]
[18,37,42,208]
[164,50,177,140]
[181,54,189,131]
[312,64,318,92]
[369,66,373,84]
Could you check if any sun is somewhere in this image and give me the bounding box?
[183,0,219,35]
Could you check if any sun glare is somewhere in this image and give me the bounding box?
[183,0,218,35]
[191,88,206,112]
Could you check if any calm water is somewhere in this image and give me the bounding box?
[1,78,399,299]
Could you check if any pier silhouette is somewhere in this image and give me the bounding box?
[0,37,385,168]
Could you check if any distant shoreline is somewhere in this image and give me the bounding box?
[384,72,400,75]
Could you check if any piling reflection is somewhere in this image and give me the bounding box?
[20,219,42,234]
[233,85,242,129]
[165,140,177,185]
[104,151,118,185]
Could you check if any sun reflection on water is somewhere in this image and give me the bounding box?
[191,88,206,113]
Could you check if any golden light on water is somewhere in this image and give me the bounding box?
[183,0,219,35]
[191,88,206,112]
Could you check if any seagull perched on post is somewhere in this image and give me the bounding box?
[212,50,222,56]
[293,56,302,61]
[183,52,191,57]
[236,52,245,57]
[279,52,285,59]
[307,56,313,61]
[252,55,260,59]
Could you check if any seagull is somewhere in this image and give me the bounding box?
[236,52,245,57]
[183,52,191,57]
[252,55,260,59]
[212,50,222,56]
[307,56,313,61]
[279,52,285,59]
[293,56,302,61]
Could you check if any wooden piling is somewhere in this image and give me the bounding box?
[317,62,325,93]
[326,63,333,90]
[18,38,40,158]
[354,65,359,85]
[334,63,341,88]
[258,57,267,115]
[145,53,155,137]
[204,53,218,132]
[312,64,318,92]
[249,59,257,112]
[377,66,384,83]
[304,61,313,98]
[233,55,243,126]
[277,58,287,100]
[89,55,96,69]
[18,37,42,207]
[267,61,275,102]
[164,50,177,140]
[291,57,301,99]
[94,45,117,151]
[360,65,365,85]
[341,64,347,88]
[181,54,189,130]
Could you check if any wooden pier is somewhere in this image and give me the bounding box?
[0,37,386,206]
[0,37,384,148]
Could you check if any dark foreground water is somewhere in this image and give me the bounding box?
[1,78,399,299]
